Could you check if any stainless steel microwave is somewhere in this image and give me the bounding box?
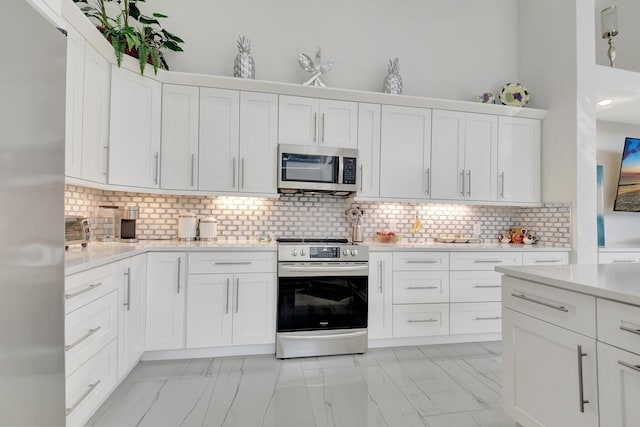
[277,144,358,195]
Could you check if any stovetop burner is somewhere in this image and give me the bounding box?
[276,238,349,244]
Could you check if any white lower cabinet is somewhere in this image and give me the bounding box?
[145,253,186,351]
[450,302,501,335]
[597,342,640,427]
[502,308,598,427]
[117,254,147,380]
[368,252,393,339]
[393,304,449,338]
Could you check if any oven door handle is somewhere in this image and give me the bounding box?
[283,330,367,340]
[279,265,368,275]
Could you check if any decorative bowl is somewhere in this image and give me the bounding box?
[499,83,529,107]
[376,232,402,243]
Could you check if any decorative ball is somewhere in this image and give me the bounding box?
[478,92,495,104]
[499,83,529,107]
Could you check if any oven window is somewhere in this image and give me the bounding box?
[277,276,368,332]
[281,153,339,184]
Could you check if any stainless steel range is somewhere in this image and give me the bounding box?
[276,238,369,359]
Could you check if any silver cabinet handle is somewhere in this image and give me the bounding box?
[214,261,252,265]
[65,282,103,300]
[533,259,563,263]
[405,260,439,264]
[407,286,439,290]
[511,292,569,312]
[154,152,159,184]
[466,169,471,197]
[65,327,102,351]
[577,345,589,413]
[407,319,437,323]
[620,325,640,335]
[235,278,240,313]
[320,113,325,143]
[473,285,501,288]
[232,157,236,188]
[225,278,230,314]
[377,260,383,294]
[460,170,465,196]
[103,146,109,176]
[124,267,131,311]
[474,316,501,321]
[241,157,245,189]
[359,165,364,192]
[176,257,182,294]
[65,380,101,415]
[473,260,504,263]
[425,168,430,196]
[618,360,640,373]
[191,154,195,187]
[612,259,639,263]
[499,171,505,198]
[313,112,317,143]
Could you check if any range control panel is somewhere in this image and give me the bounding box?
[278,244,368,262]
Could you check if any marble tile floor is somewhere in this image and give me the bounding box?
[87,341,516,427]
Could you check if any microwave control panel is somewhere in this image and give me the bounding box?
[342,157,357,185]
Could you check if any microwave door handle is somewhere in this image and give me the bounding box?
[338,156,344,184]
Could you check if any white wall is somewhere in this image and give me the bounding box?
[594,0,640,72]
[597,120,640,246]
[146,0,518,101]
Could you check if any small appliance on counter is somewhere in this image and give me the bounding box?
[346,206,365,243]
[177,212,198,241]
[65,216,91,250]
[198,216,218,241]
[119,205,139,243]
[93,205,119,241]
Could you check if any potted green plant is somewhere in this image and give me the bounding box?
[73,0,184,75]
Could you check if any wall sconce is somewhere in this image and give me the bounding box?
[601,5,619,67]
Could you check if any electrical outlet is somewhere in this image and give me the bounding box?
[473,223,482,236]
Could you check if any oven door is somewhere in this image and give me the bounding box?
[277,262,368,332]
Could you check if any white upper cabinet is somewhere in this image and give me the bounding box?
[430,110,497,201]
[379,105,432,199]
[278,96,358,148]
[357,103,381,197]
[161,85,199,191]
[65,27,110,183]
[198,88,240,192]
[498,116,541,203]
[108,66,161,188]
[239,91,278,194]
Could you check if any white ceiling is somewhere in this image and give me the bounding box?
[595,64,640,125]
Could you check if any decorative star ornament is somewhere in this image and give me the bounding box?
[298,47,334,87]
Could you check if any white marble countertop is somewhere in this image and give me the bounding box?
[65,240,277,275]
[599,246,640,252]
[368,241,570,252]
[496,264,640,307]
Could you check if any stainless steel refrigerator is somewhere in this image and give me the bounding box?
[0,1,66,424]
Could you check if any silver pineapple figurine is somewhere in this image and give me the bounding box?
[383,57,403,95]
[234,36,255,79]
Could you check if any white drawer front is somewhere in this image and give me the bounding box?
[597,342,640,427]
[450,271,502,302]
[450,302,502,335]
[450,252,522,271]
[65,340,117,427]
[392,303,449,338]
[65,291,118,375]
[522,251,569,265]
[393,271,449,303]
[599,252,640,264]
[188,251,276,274]
[597,299,640,355]
[393,252,449,271]
[65,263,119,314]
[503,276,596,338]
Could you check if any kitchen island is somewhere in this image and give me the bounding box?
[496,263,640,427]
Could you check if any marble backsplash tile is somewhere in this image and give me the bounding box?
[65,185,571,247]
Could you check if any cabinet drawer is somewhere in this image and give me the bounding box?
[65,340,117,427]
[450,252,522,271]
[65,291,118,375]
[599,252,640,264]
[503,276,596,338]
[450,302,502,335]
[522,251,569,265]
[597,299,640,355]
[450,271,502,302]
[597,342,640,427]
[65,263,119,314]
[393,271,449,303]
[392,304,449,337]
[188,251,276,274]
[393,252,449,271]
